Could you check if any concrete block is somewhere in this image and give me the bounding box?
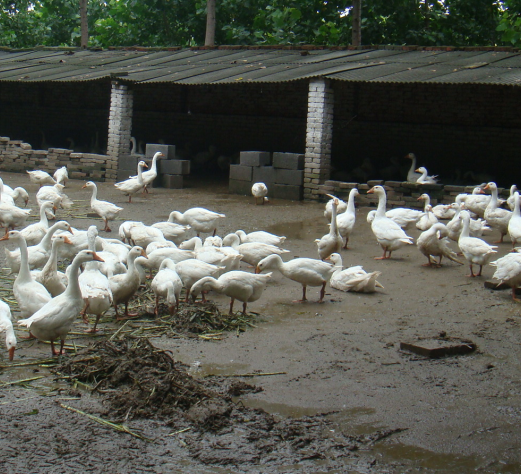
[272,184,303,201]
[159,159,190,175]
[229,179,253,196]
[275,169,304,186]
[145,143,176,159]
[162,174,184,189]
[116,169,134,181]
[240,151,271,167]
[252,166,276,185]
[272,152,304,170]
[118,155,139,171]
[229,164,253,181]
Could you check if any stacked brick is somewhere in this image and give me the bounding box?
[317,179,508,208]
[0,137,117,181]
[229,151,305,201]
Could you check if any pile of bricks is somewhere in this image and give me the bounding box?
[116,143,190,189]
[317,179,509,208]
[229,151,304,201]
[0,137,117,181]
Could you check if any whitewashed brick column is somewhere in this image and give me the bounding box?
[106,81,133,178]
[303,78,334,200]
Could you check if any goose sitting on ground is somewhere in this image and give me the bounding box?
[114,160,148,203]
[416,197,439,231]
[191,270,272,315]
[458,210,497,277]
[170,207,226,237]
[0,299,16,361]
[316,194,343,260]
[53,166,68,186]
[484,182,512,243]
[235,230,286,247]
[324,196,347,221]
[336,188,358,249]
[366,186,414,259]
[256,254,334,303]
[490,250,521,302]
[416,222,463,267]
[109,246,147,319]
[18,250,104,356]
[252,182,269,205]
[82,181,123,232]
[151,258,183,316]
[415,166,438,184]
[508,191,521,248]
[223,233,290,267]
[27,170,56,187]
[405,153,422,183]
[327,253,383,293]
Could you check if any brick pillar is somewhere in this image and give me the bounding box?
[106,81,133,179]
[303,78,334,201]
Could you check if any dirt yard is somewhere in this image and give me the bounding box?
[0,171,520,474]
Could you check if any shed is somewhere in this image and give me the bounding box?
[0,45,520,200]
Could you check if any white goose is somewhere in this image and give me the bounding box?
[327,253,383,293]
[180,236,241,273]
[405,153,422,183]
[455,187,490,218]
[235,229,286,247]
[0,231,52,319]
[30,234,72,296]
[223,233,290,267]
[367,208,424,230]
[458,210,497,277]
[2,184,29,207]
[191,271,272,315]
[256,254,334,303]
[79,227,113,332]
[151,258,183,316]
[134,152,164,193]
[415,166,438,184]
[416,201,439,231]
[324,196,347,221]
[490,250,521,302]
[366,186,414,259]
[416,222,463,267]
[252,182,268,205]
[151,212,191,244]
[27,170,56,187]
[114,160,148,203]
[446,202,489,242]
[20,201,54,246]
[53,166,68,186]
[316,194,342,260]
[336,188,358,249]
[5,220,73,273]
[0,178,31,233]
[36,183,67,219]
[417,192,452,221]
[484,182,512,243]
[109,246,147,319]
[508,191,521,248]
[18,250,104,356]
[174,259,225,302]
[507,184,518,211]
[0,299,16,361]
[170,207,226,237]
[82,181,123,232]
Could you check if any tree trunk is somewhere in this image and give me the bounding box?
[205,0,216,46]
[352,0,362,47]
[80,0,89,49]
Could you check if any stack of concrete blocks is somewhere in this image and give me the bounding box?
[152,144,190,189]
[229,151,305,201]
[0,136,116,181]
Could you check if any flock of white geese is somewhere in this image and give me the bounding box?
[0,157,520,363]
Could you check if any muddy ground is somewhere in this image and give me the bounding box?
[0,171,520,473]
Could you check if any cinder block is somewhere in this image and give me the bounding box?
[118,155,139,170]
[272,184,303,201]
[272,152,304,170]
[240,151,271,167]
[162,174,184,189]
[275,169,304,186]
[229,164,253,181]
[229,179,253,196]
[146,143,176,159]
[159,159,190,175]
[253,166,276,185]
[116,169,134,181]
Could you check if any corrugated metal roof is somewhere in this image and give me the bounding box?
[0,47,520,86]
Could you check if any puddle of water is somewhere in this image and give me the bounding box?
[189,361,250,377]
[267,218,326,241]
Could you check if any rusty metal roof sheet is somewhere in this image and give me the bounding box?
[0,47,520,86]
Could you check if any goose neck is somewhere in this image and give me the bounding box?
[16,235,31,282]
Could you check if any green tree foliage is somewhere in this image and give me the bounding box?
[0,0,519,49]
